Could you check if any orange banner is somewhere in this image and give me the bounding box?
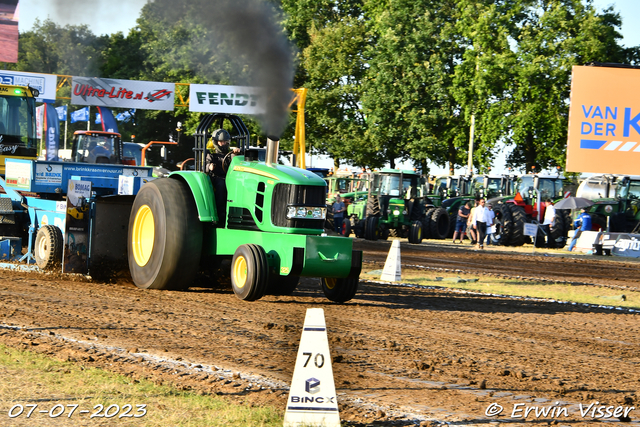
[566,65,640,174]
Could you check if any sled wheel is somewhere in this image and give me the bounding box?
[128,178,202,290]
[231,244,269,301]
[321,277,359,303]
[34,225,63,270]
[408,220,423,244]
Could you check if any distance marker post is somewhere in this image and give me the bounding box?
[283,308,340,427]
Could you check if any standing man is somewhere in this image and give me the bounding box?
[567,207,592,252]
[332,195,346,235]
[472,198,488,249]
[452,201,471,244]
[542,199,556,248]
[205,128,240,226]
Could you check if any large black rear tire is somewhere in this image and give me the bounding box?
[231,244,269,301]
[34,225,63,270]
[128,178,203,290]
[508,205,527,246]
[429,207,449,240]
[321,277,359,303]
[493,204,513,246]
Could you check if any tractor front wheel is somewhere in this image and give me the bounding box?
[364,216,379,241]
[321,277,359,303]
[128,178,203,290]
[35,225,63,270]
[231,244,269,301]
[408,221,423,244]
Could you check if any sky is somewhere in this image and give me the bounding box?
[15,0,640,173]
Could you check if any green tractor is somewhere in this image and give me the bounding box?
[127,113,362,302]
[489,174,571,247]
[579,176,640,233]
[343,169,449,243]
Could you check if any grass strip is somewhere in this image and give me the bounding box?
[0,344,283,426]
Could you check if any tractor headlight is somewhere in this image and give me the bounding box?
[287,206,327,220]
[393,209,400,216]
[402,210,407,215]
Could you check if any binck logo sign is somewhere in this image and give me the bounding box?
[189,84,265,115]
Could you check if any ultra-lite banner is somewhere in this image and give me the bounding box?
[189,84,266,115]
[567,65,640,175]
[72,77,175,111]
[0,70,57,103]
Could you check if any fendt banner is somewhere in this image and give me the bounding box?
[71,77,175,111]
[567,65,640,175]
[189,84,266,115]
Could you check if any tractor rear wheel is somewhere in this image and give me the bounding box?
[508,205,526,246]
[408,221,423,244]
[34,225,63,270]
[231,244,269,301]
[493,204,513,245]
[364,216,379,241]
[366,195,380,217]
[321,277,359,303]
[128,178,203,290]
[429,207,449,239]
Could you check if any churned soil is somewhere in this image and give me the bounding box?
[0,240,638,426]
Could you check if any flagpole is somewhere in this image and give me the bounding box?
[64,110,68,150]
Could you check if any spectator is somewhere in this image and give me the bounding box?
[467,198,479,245]
[452,201,471,243]
[332,195,346,234]
[567,208,592,252]
[484,203,496,246]
[472,198,488,249]
[542,199,556,248]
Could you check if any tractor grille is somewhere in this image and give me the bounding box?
[271,184,325,229]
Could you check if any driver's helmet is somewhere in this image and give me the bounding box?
[207,128,231,152]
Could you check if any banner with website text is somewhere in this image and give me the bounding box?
[71,77,175,111]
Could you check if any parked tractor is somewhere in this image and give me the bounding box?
[577,175,640,232]
[342,168,449,243]
[127,113,362,302]
[489,174,571,246]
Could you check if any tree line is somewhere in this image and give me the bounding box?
[2,0,637,174]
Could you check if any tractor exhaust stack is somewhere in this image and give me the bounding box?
[266,137,279,167]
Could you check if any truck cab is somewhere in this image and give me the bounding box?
[0,85,38,175]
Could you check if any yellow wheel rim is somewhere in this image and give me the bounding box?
[324,277,337,290]
[132,205,155,267]
[233,256,248,289]
[417,227,422,240]
[37,235,48,260]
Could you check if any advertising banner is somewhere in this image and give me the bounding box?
[44,103,60,161]
[0,70,57,103]
[71,107,90,123]
[95,106,118,133]
[567,65,640,175]
[71,76,175,111]
[611,233,640,258]
[63,180,92,274]
[189,84,266,115]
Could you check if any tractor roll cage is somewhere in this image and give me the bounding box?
[193,113,251,173]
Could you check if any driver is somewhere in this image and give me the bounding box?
[205,129,240,226]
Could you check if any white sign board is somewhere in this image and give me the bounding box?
[189,84,266,114]
[71,77,175,111]
[0,70,58,103]
[523,223,538,237]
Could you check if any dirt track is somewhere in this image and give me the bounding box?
[0,239,639,426]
